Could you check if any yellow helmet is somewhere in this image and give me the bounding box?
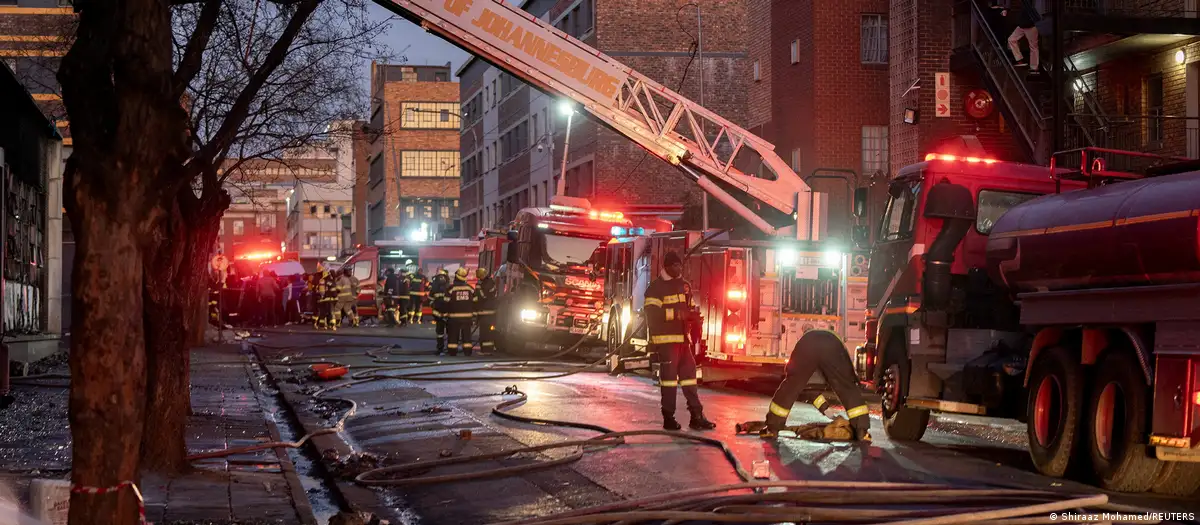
[455,267,469,279]
[476,267,489,280]
[438,268,448,276]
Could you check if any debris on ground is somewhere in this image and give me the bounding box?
[323,451,385,480]
[328,510,390,525]
[420,406,449,414]
[21,351,69,377]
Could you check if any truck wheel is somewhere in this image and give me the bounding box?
[1151,462,1200,497]
[881,340,930,441]
[1086,351,1161,492]
[1026,346,1085,479]
[606,310,622,356]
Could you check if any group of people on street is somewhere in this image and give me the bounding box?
[208,268,307,328]
[377,264,498,356]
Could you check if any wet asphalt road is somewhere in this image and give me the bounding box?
[252,327,1200,524]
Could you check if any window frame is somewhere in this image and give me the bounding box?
[860,14,889,65]
[878,181,920,242]
[975,189,1041,235]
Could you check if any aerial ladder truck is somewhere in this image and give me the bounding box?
[377,0,865,366]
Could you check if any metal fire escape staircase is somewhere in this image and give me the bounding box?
[955,0,1109,164]
[376,0,817,239]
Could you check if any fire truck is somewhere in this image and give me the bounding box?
[601,230,865,374]
[856,148,1200,494]
[478,196,638,353]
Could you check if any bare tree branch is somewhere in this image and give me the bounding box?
[172,0,222,96]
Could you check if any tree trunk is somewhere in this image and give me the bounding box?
[140,190,225,474]
[67,183,148,525]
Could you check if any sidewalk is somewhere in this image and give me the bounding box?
[0,344,316,525]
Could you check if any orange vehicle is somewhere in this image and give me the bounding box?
[339,239,479,318]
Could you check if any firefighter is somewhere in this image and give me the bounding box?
[333,266,360,328]
[395,268,411,327]
[762,329,872,441]
[315,267,338,330]
[473,267,498,353]
[408,267,429,324]
[381,268,399,327]
[645,251,715,431]
[444,267,476,356]
[430,268,450,354]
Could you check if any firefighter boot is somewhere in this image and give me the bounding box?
[689,410,717,431]
[352,314,360,328]
[663,412,682,431]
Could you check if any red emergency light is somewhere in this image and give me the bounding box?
[237,251,279,260]
[588,210,625,222]
[924,153,998,164]
[727,289,745,301]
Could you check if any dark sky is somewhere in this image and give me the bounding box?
[367,4,472,78]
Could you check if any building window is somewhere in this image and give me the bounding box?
[219,221,225,235]
[790,40,800,64]
[232,220,245,236]
[401,151,460,177]
[1147,74,1164,144]
[256,214,276,234]
[861,15,888,64]
[861,125,889,178]
[752,61,761,82]
[405,205,415,219]
[400,102,460,129]
[791,148,802,172]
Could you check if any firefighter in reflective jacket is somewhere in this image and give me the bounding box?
[445,267,476,356]
[473,267,498,353]
[430,269,451,354]
[408,268,430,324]
[645,251,716,431]
[395,268,411,327]
[381,268,399,326]
[763,329,872,441]
[333,267,360,328]
[315,269,338,330]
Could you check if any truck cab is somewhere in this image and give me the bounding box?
[490,197,633,353]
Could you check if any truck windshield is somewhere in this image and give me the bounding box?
[542,233,607,267]
[879,181,921,241]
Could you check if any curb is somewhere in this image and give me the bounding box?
[253,365,320,525]
[254,326,440,341]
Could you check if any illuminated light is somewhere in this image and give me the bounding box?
[924,152,998,164]
[537,222,549,229]
[823,249,843,267]
[1194,391,1200,406]
[589,210,599,219]
[237,252,278,260]
[326,256,337,261]
[727,289,746,301]
[621,305,631,331]
[725,333,744,344]
[608,238,619,244]
[1176,49,1186,64]
[558,100,576,117]
[611,225,627,236]
[778,248,798,267]
[519,309,538,321]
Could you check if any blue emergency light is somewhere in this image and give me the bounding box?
[611,226,647,236]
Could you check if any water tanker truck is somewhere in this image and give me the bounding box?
[858,148,1200,495]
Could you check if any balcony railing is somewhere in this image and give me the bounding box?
[1061,114,1199,172]
[1063,0,1199,18]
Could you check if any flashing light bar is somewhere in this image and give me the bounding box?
[725,333,744,344]
[610,226,647,237]
[924,153,998,164]
[588,210,625,222]
[237,251,279,260]
[1194,391,1200,406]
[727,289,746,301]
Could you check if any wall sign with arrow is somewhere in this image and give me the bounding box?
[935,72,951,117]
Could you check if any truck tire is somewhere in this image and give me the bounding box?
[1026,346,1085,479]
[1086,351,1161,492]
[1150,462,1200,497]
[881,339,930,441]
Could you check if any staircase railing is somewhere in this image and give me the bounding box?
[960,0,1051,162]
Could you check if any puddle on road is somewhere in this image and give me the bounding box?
[247,354,344,525]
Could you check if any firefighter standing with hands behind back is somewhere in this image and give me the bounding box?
[645,251,716,431]
[474,267,498,353]
[445,267,476,356]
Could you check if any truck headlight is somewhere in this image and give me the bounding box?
[519,309,538,322]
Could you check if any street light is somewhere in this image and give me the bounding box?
[556,100,578,198]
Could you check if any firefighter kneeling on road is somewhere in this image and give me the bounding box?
[646,251,716,431]
[431,268,450,354]
[445,267,476,356]
[761,329,872,441]
[474,267,498,353]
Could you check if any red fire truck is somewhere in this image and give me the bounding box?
[857,148,1200,494]
[479,196,637,353]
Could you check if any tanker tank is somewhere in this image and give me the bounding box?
[986,171,1200,294]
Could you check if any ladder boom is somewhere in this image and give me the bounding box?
[383,0,814,237]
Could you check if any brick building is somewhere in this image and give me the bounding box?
[457,0,749,236]
[217,155,338,261]
[745,0,891,241]
[894,0,1200,179]
[364,63,461,244]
